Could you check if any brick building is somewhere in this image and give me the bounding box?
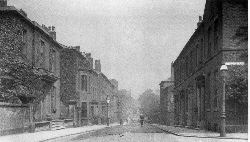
[0,2,62,122]
[173,0,247,132]
[60,46,119,126]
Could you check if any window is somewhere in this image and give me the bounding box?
[196,45,199,66]
[214,19,219,52]
[21,29,27,56]
[200,39,204,63]
[194,47,198,67]
[102,106,106,115]
[90,106,94,116]
[51,87,56,113]
[213,70,218,109]
[49,49,56,72]
[21,29,27,42]
[207,27,212,58]
[88,76,91,93]
[81,102,87,117]
[206,73,211,110]
[39,40,45,66]
[185,57,188,77]
[81,75,87,91]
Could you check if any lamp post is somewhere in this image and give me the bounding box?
[106,96,110,126]
[220,64,228,137]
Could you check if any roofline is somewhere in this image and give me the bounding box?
[173,21,204,67]
[0,6,63,50]
[100,73,115,89]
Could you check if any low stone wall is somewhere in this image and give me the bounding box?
[0,103,29,136]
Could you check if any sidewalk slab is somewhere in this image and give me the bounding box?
[152,124,248,140]
[0,123,119,142]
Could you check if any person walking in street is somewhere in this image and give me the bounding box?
[140,115,144,127]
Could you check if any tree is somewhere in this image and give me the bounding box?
[138,89,161,123]
[118,90,137,121]
[226,65,247,106]
[226,25,248,106]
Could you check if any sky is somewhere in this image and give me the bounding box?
[8,0,206,99]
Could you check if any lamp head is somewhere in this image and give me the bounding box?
[220,64,228,71]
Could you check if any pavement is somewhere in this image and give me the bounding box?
[0,123,119,142]
[151,124,248,140]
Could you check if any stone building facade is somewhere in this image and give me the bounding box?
[60,46,119,126]
[160,80,174,126]
[0,4,62,121]
[173,0,247,132]
[159,63,175,126]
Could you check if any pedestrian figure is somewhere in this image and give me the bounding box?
[140,115,144,127]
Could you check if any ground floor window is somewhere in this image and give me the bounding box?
[81,102,87,117]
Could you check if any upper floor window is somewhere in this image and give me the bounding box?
[81,75,87,91]
[213,70,219,109]
[21,29,27,42]
[214,19,219,52]
[37,40,45,66]
[200,39,204,63]
[185,57,188,77]
[196,45,199,66]
[207,27,212,58]
[20,29,27,57]
[49,49,56,73]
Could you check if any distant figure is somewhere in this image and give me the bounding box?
[120,119,123,125]
[140,115,144,127]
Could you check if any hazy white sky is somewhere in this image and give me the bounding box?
[9,0,206,99]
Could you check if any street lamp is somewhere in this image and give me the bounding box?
[106,96,110,126]
[220,64,228,137]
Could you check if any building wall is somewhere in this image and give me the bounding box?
[0,103,29,135]
[0,10,62,121]
[173,0,247,132]
[160,82,174,126]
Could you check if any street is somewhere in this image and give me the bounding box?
[46,122,247,142]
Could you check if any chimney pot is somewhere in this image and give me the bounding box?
[199,16,202,22]
[52,26,55,31]
[95,60,101,72]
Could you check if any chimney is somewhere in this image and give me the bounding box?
[95,60,101,72]
[171,62,174,81]
[73,46,80,52]
[86,53,93,69]
[86,53,91,58]
[49,26,56,40]
[0,0,7,7]
[89,58,93,69]
[197,16,203,28]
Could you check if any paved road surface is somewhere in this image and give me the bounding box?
[46,122,247,142]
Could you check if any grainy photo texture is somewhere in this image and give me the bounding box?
[0,0,248,142]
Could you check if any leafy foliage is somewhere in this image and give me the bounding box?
[138,89,161,123]
[0,16,52,104]
[118,90,137,120]
[226,65,248,106]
